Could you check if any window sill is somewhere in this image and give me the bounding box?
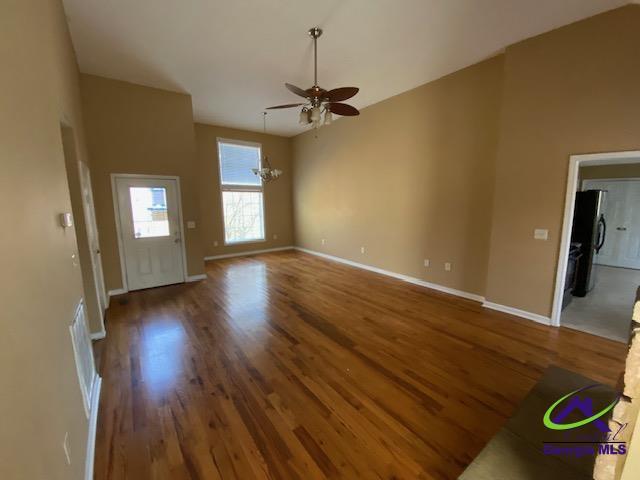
[224,238,267,246]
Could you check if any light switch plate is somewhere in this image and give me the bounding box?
[534,229,549,240]
[424,259,430,267]
[444,262,452,272]
[187,221,196,229]
[360,246,366,254]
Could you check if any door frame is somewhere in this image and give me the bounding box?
[79,160,108,315]
[551,150,640,327]
[111,173,189,293]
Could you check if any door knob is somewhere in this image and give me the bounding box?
[175,238,182,243]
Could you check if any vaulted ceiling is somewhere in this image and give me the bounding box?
[63,0,627,136]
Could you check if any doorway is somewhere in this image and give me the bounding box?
[113,175,187,291]
[61,125,107,336]
[553,152,640,342]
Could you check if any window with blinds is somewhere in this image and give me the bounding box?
[217,139,265,244]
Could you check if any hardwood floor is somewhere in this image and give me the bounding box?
[94,250,627,480]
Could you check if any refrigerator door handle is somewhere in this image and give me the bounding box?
[595,216,606,253]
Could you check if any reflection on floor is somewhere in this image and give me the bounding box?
[95,251,627,479]
[562,265,640,342]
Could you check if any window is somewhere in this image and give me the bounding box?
[217,139,265,244]
[129,187,170,238]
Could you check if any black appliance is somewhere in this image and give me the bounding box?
[562,243,583,310]
[571,190,606,297]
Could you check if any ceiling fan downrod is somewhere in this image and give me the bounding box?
[308,27,322,88]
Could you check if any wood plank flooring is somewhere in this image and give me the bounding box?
[94,250,627,480]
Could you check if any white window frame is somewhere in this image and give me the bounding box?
[217,137,266,245]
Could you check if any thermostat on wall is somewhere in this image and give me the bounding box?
[60,212,73,228]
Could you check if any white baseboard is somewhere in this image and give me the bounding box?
[85,374,102,480]
[107,288,127,297]
[204,246,294,261]
[89,330,106,341]
[186,274,207,282]
[294,247,485,303]
[482,301,551,325]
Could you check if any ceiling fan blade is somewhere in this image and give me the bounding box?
[325,87,359,102]
[327,103,360,116]
[266,103,306,109]
[285,83,310,99]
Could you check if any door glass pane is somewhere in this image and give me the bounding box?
[129,187,170,238]
[222,191,264,243]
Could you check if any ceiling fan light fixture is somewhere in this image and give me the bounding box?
[299,108,309,124]
[310,106,321,122]
[266,27,360,128]
[323,109,332,125]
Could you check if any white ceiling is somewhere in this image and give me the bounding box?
[63,0,627,137]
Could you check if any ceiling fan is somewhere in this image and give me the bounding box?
[266,27,360,128]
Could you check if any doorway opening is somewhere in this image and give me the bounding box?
[112,174,188,291]
[552,151,640,342]
[61,124,107,337]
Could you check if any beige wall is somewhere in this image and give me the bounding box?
[80,75,205,291]
[195,123,294,257]
[581,163,640,182]
[0,0,91,478]
[292,5,640,317]
[484,5,640,316]
[293,56,504,296]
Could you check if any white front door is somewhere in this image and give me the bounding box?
[115,176,185,290]
[583,179,640,269]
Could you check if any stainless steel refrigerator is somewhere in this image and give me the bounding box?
[571,190,606,297]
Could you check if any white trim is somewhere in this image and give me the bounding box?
[186,274,207,282]
[107,288,127,297]
[90,330,106,341]
[551,151,640,327]
[111,174,189,291]
[205,246,293,261]
[295,247,485,303]
[482,301,551,325]
[110,175,129,293]
[84,374,102,480]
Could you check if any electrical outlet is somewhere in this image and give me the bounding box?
[360,246,366,254]
[63,432,71,465]
[321,238,326,245]
[187,221,196,229]
[424,259,430,267]
[444,262,452,272]
[273,233,278,240]
[214,241,218,247]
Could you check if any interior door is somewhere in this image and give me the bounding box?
[79,161,108,313]
[115,176,185,290]
[583,179,640,269]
